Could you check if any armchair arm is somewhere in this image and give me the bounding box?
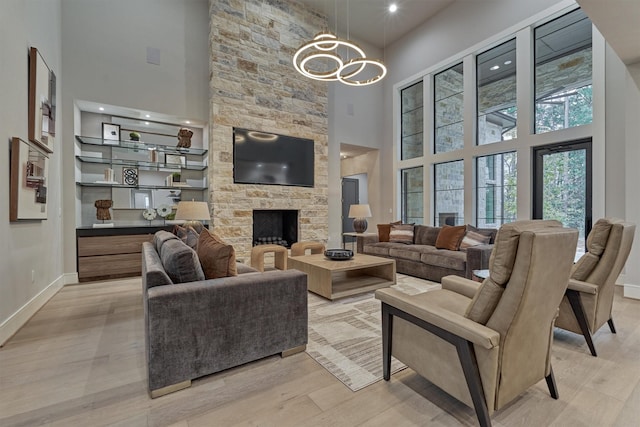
[375,288,499,349]
[465,244,494,279]
[441,275,481,299]
[567,278,598,294]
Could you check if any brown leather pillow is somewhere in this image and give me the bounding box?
[196,229,237,279]
[377,221,401,242]
[435,225,467,250]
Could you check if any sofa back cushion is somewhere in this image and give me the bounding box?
[160,238,205,284]
[197,228,238,279]
[414,225,441,246]
[435,225,466,250]
[154,230,179,253]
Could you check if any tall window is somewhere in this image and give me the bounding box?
[434,160,463,225]
[535,9,592,134]
[401,167,423,224]
[477,39,517,144]
[476,152,517,227]
[401,81,424,160]
[434,63,464,153]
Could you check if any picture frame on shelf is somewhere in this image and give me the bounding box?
[28,47,54,154]
[102,122,120,142]
[122,167,139,186]
[10,137,49,221]
[166,154,186,167]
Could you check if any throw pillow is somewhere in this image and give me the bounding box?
[435,225,466,251]
[459,225,492,251]
[377,221,402,242]
[389,223,414,244]
[197,228,238,279]
[173,224,201,249]
[160,238,205,284]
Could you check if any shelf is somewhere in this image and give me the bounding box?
[77,182,207,191]
[76,135,208,156]
[75,155,207,171]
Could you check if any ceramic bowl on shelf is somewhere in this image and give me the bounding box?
[324,249,354,260]
[142,208,157,221]
[157,204,172,218]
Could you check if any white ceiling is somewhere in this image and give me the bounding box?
[297,0,455,49]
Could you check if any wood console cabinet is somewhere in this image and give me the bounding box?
[76,226,173,282]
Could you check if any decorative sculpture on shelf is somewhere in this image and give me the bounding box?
[177,127,193,148]
[95,199,113,221]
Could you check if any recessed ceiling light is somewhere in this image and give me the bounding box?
[98,107,104,111]
[389,3,397,13]
[145,122,149,125]
[490,65,500,71]
[185,121,191,124]
[504,60,512,65]
[145,114,150,118]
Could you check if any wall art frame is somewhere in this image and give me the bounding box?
[28,47,55,154]
[10,137,50,221]
[102,122,121,142]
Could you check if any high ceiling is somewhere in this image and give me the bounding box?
[297,0,455,49]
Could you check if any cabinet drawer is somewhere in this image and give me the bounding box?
[78,253,142,279]
[78,234,153,256]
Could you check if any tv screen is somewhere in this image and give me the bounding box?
[233,128,314,187]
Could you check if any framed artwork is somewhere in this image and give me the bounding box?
[10,137,49,221]
[122,167,139,186]
[28,47,54,153]
[166,154,186,167]
[102,123,121,142]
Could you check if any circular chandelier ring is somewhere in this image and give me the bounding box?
[337,58,388,86]
[299,52,343,80]
[293,33,368,81]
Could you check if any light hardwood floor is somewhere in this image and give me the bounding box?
[1,277,639,426]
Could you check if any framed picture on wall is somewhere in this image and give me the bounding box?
[102,123,121,142]
[10,137,49,221]
[28,47,54,153]
[122,167,139,186]
[166,154,186,167]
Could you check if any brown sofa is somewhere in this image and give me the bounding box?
[357,224,497,282]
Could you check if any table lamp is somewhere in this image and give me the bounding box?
[348,204,372,233]
[175,200,210,228]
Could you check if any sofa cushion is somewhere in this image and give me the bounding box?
[363,242,398,257]
[377,221,402,242]
[465,278,504,324]
[173,224,201,249]
[421,250,466,271]
[389,245,438,262]
[435,225,466,250]
[414,225,441,246]
[586,218,612,256]
[160,238,205,284]
[197,229,238,279]
[389,224,415,244]
[154,230,179,253]
[459,225,492,251]
[571,252,600,281]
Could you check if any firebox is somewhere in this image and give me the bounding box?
[252,210,298,248]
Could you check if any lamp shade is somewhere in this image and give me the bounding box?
[348,204,372,218]
[175,201,210,222]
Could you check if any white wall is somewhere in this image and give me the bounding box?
[0,0,63,345]
[60,0,209,273]
[624,63,640,296]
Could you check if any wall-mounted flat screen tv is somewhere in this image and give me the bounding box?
[233,127,314,187]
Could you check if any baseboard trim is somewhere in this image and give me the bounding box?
[0,276,65,346]
[63,272,79,285]
[623,283,640,300]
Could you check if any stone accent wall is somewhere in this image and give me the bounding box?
[209,0,329,262]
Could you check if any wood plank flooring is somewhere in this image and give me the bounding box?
[1,278,639,426]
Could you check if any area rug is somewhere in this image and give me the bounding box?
[306,274,440,391]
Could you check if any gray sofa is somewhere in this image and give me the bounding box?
[142,231,308,397]
[357,225,497,282]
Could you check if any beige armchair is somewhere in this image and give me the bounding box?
[555,218,635,356]
[375,220,578,427]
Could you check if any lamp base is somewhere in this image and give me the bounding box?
[353,218,368,233]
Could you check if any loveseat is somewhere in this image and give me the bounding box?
[142,230,308,397]
[357,224,497,282]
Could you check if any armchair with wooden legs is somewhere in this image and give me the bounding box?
[555,218,635,356]
[375,220,578,427]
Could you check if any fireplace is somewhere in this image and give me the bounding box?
[253,210,298,248]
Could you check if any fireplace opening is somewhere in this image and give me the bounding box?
[252,210,298,248]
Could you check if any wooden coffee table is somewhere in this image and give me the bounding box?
[288,253,396,300]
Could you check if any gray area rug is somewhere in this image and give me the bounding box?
[306,274,440,391]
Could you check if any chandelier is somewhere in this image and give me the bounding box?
[293,32,387,86]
